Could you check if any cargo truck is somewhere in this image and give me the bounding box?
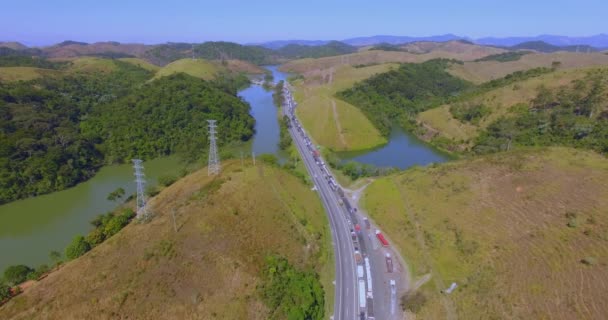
[358,279,367,310]
[375,230,389,247]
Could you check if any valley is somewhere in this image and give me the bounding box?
[2,25,608,320]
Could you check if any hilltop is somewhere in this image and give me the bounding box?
[0,161,332,319]
[362,147,608,319]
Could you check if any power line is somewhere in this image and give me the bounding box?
[207,120,221,175]
[132,159,148,220]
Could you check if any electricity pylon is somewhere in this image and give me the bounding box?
[207,120,220,175]
[132,159,148,220]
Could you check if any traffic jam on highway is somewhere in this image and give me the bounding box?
[282,84,399,320]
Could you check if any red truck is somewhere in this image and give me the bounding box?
[375,230,389,247]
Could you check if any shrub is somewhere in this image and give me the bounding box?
[401,290,427,313]
[103,214,129,238]
[581,257,597,266]
[158,174,177,187]
[27,264,50,280]
[259,255,324,320]
[3,265,34,286]
[0,283,11,300]
[259,154,279,166]
[86,228,106,246]
[65,235,91,260]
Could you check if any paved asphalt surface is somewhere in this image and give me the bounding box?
[280,83,400,320]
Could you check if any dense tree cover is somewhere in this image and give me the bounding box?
[0,61,153,204]
[0,283,11,301]
[212,71,251,96]
[1,58,253,203]
[474,51,531,62]
[0,55,69,69]
[325,152,398,180]
[276,41,356,59]
[259,255,324,320]
[2,265,33,286]
[81,73,254,163]
[65,235,90,260]
[194,42,277,65]
[271,81,292,150]
[338,59,473,136]
[474,69,608,154]
[142,42,192,66]
[450,102,491,124]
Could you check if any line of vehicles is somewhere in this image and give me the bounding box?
[283,83,394,320]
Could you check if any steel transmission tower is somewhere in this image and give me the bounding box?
[207,120,221,175]
[132,159,148,220]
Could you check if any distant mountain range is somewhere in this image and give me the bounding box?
[254,34,608,50]
[476,34,608,48]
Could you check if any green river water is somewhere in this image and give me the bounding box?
[0,157,183,271]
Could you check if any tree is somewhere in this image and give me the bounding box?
[0,283,11,301]
[3,265,33,286]
[103,214,129,238]
[49,250,62,265]
[86,228,106,246]
[65,235,91,260]
[106,187,126,202]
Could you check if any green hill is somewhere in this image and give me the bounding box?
[153,58,222,80]
[0,61,252,204]
[362,147,608,319]
[0,161,332,319]
[194,42,277,65]
[276,41,357,59]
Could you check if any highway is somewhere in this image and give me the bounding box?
[280,83,391,320]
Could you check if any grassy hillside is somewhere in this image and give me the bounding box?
[418,66,608,153]
[448,52,608,84]
[276,41,356,59]
[362,147,608,319]
[153,58,222,80]
[194,42,277,65]
[0,67,61,82]
[66,57,120,73]
[0,161,333,319]
[291,64,392,151]
[418,67,602,148]
[281,43,507,74]
[118,57,160,72]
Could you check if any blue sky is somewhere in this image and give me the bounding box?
[2,0,606,45]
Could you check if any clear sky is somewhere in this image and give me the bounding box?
[2,0,606,45]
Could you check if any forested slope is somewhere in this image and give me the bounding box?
[0,57,254,204]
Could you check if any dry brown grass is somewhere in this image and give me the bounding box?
[0,161,332,319]
[400,41,506,58]
[362,147,608,319]
[219,59,265,74]
[0,67,61,82]
[281,42,507,75]
[449,52,608,84]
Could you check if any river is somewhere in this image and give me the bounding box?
[338,126,449,169]
[0,157,182,272]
